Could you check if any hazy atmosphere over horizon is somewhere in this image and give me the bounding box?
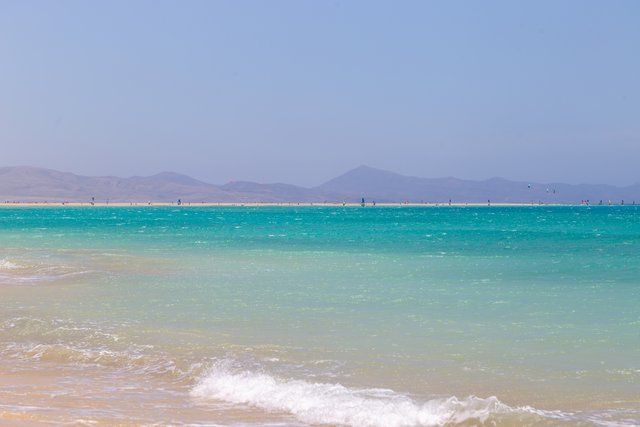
[1,1,639,187]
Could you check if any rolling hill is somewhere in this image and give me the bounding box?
[1,165,638,204]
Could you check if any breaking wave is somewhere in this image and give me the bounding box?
[3,315,638,426]
[191,360,640,426]
[192,360,521,426]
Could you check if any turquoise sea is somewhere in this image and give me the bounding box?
[0,206,638,426]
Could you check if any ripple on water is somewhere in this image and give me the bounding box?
[0,258,92,285]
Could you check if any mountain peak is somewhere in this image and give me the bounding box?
[353,164,377,171]
[351,164,393,174]
[139,171,209,186]
[317,165,407,191]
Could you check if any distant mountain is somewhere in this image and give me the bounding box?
[0,166,227,202]
[1,165,639,204]
[0,166,336,203]
[316,165,467,202]
[220,181,327,202]
[316,165,640,204]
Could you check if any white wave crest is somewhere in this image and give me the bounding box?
[0,262,92,284]
[191,361,512,427]
[0,258,19,270]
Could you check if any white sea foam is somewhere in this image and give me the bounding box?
[0,340,193,382]
[0,316,198,381]
[0,258,92,284]
[191,361,513,427]
[0,269,91,284]
[191,361,640,426]
[0,258,19,270]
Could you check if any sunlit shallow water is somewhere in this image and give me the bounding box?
[1,206,639,426]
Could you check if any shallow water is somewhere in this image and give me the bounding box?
[1,206,639,426]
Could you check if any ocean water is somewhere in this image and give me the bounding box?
[0,206,638,426]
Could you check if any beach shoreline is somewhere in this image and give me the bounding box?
[0,201,597,207]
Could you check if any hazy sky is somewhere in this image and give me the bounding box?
[1,1,639,186]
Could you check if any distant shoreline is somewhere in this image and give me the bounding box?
[2,166,638,207]
[0,201,632,207]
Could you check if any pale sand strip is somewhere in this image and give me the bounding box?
[1,201,566,207]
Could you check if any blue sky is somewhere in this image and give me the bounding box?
[1,1,638,186]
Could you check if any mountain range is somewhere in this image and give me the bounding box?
[1,165,639,204]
